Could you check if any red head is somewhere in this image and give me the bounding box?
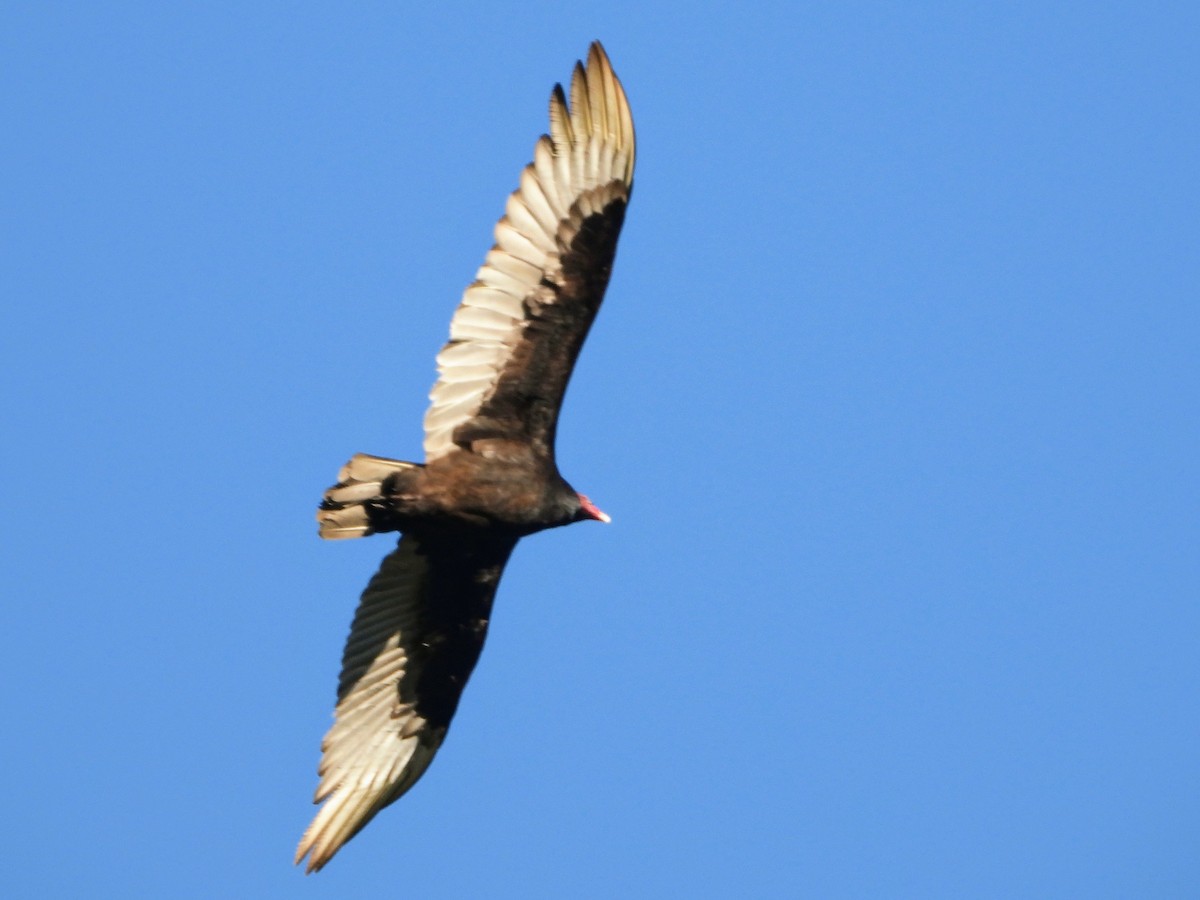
[576,493,611,523]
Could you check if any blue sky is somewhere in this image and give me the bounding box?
[3,2,1197,896]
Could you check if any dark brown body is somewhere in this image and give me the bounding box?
[360,447,586,536]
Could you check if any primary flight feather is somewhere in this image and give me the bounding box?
[297,41,635,873]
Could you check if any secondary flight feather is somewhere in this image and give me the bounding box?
[296,42,635,873]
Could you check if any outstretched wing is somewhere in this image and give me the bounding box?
[423,41,636,462]
[296,532,517,873]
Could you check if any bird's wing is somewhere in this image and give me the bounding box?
[296,532,517,873]
[423,41,635,462]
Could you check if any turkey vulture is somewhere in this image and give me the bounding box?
[296,42,635,873]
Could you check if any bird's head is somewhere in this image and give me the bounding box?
[575,493,611,524]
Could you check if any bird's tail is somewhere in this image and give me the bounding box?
[316,454,421,539]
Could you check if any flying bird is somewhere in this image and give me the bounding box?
[296,42,635,873]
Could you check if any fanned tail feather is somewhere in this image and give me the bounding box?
[317,454,421,539]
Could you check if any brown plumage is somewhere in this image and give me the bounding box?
[296,42,635,873]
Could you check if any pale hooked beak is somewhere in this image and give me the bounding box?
[578,494,611,523]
